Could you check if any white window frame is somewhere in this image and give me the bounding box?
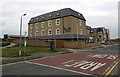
[35,23,39,29]
[30,24,33,30]
[57,12,60,16]
[35,31,38,36]
[56,19,60,25]
[48,20,52,27]
[80,29,82,35]
[41,22,44,28]
[48,29,52,35]
[49,14,52,17]
[56,28,60,35]
[80,20,82,26]
[41,30,45,36]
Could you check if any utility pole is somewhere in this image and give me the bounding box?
[24,31,27,56]
[19,13,26,56]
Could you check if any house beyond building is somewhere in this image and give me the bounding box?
[86,26,110,43]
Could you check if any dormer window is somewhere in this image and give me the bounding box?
[42,16,45,19]
[36,17,39,20]
[57,12,60,16]
[78,13,81,16]
[31,18,33,21]
[49,14,52,17]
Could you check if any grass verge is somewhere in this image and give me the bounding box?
[2,46,66,58]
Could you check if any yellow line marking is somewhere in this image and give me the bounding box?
[1,61,25,66]
[105,59,120,76]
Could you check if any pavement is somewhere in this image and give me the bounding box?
[2,51,72,64]
[68,44,119,55]
[1,44,120,77]
[1,43,16,49]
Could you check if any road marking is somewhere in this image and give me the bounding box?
[25,61,94,76]
[105,59,120,76]
[1,61,25,66]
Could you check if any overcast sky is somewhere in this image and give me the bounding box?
[0,0,119,39]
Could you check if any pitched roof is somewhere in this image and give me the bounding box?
[86,26,92,30]
[28,8,86,24]
[91,28,103,33]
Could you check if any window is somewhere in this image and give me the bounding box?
[36,17,39,20]
[30,31,32,36]
[31,18,33,21]
[41,30,44,36]
[42,16,45,19]
[30,24,33,29]
[99,35,102,38]
[56,28,60,35]
[56,19,60,25]
[57,12,60,16]
[35,31,38,36]
[48,20,52,27]
[35,23,39,29]
[41,22,44,28]
[49,14,52,17]
[80,20,82,26]
[48,29,52,35]
[78,13,81,16]
[80,29,82,35]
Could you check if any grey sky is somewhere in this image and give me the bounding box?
[1,0,119,39]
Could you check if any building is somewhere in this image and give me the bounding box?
[28,8,88,41]
[86,26,110,43]
[27,8,110,48]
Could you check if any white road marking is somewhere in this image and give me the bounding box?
[62,60,74,64]
[25,61,94,76]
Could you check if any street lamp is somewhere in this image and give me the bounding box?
[19,13,26,56]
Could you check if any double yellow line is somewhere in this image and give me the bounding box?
[106,59,120,75]
[104,59,120,76]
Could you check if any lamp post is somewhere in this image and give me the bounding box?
[19,13,26,56]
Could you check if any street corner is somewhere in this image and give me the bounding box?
[26,52,120,76]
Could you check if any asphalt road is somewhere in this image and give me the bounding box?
[74,44,119,55]
[2,62,93,77]
[2,44,120,77]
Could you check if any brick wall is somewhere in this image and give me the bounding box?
[85,42,101,47]
[105,41,117,45]
[11,38,100,48]
[27,39,50,46]
[12,38,50,47]
[63,41,100,48]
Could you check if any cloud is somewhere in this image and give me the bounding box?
[1,0,118,39]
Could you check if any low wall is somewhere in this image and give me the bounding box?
[12,38,50,47]
[63,41,86,48]
[86,42,101,47]
[27,39,50,46]
[63,41,101,48]
[11,38,100,48]
[105,41,117,45]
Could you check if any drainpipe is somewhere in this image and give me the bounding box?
[62,17,65,34]
[77,25,79,41]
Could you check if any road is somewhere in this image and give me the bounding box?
[2,44,120,77]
